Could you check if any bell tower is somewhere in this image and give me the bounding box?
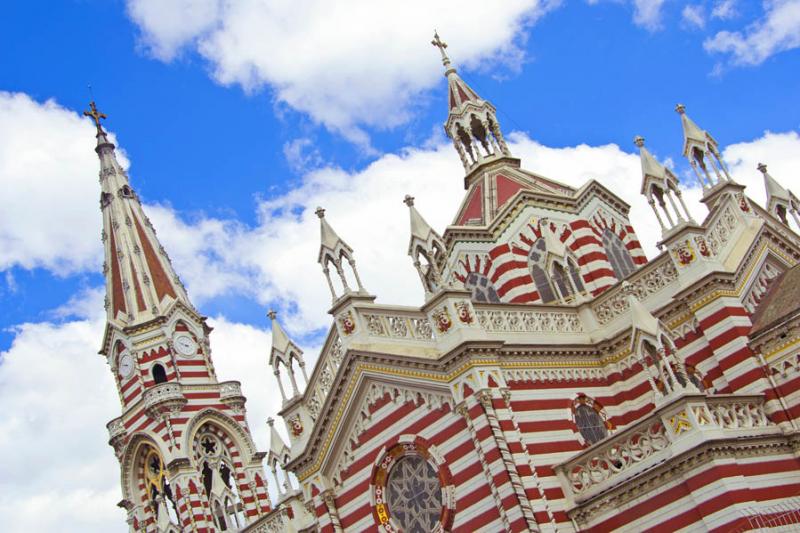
[88,102,272,532]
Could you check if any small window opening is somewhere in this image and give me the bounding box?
[152,363,167,384]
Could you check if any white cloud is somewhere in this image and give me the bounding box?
[711,0,738,19]
[586,0,668,31]
[704,0,800,65]
[682,4,706,29]
[125,0,560,142]
[0,92,123,274]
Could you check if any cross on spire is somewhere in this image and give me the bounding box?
[83,101,107,134]
[431,30,451,68]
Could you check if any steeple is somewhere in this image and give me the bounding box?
[88,101,191,327]
[432,31,512,174]
[635,136,694,237]
[758,163,800,227]
[404,195,447,296]
[675,104,732,190]
[316,207,367,302]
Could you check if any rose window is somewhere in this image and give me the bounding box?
[386,455,443,533]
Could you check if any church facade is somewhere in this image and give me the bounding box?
[93,35,800,533]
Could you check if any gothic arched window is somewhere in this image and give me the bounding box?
[464,272,500,303]
[528,239,556,303]
[568,258,584,293]
[386,454,443,533]
[194,426,246,530]
[152,363,167,384]
[602,228,636,280]
[574,403,608,445]
[551,262,572,298]
[152,363,167,385]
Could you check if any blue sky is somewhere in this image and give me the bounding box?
[1,0,799,530]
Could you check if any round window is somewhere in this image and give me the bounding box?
[386,455,443,533]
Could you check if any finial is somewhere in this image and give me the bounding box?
[675,103,686,115]
[634,136,645,147]
[757,162,768,174]
[403,194,415,207]
[83,100,107,134]
[315,206,325,219]
[267,309,277,320]
[267,417,274,427]
[431,30,452,69]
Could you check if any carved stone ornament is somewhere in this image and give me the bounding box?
[694,235,711,257]
[672,239,696,266]
[289,414,303,437]
[455,301,474,325]
[338,311,356,336]
[432,306,452,334]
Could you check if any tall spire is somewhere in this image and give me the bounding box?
[758,163,800,227]
[268,310,307,403]
[675,103,732,190]
[404,195,447,296]
[88,101,192,327]
[432,32,512,174]
[636,136,694,237]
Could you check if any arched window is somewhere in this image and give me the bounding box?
[602,228,636,280]
[551,262,572,299]
[568,258,584,293]
[386,454,443,532]
[574,403,608,445]
[142,446,180,527]
[464,272,500,303]
[152,363,167,384]
[194,426,246,530]
[528,239,556,303]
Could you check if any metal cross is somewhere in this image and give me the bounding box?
[83,101,107,133]
[431,31,447,52]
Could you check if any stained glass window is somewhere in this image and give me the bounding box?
[386,455,442,533]
[464,272,500,303]
[602,229,636,280]
[575,403,608,445]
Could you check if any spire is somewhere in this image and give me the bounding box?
[316,207,367,302]
[675,103,732,189]
[405,195,447,295]
[758,163,800,227]
[433,32,512,174]
[88,101,192,327]
[635,136,694,236]
[268,311,307,403]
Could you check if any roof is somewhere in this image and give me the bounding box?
[750,264,800,336]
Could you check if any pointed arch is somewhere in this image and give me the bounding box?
[602,228,636,280]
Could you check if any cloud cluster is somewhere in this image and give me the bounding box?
[0,92,111,274]
[125,0,560,142]
[705,0,800,65]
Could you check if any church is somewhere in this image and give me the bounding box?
[92,33,800,532]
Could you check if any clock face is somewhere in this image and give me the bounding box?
[118,351,134,379]
[174,333,198,356]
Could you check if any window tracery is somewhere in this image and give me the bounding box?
[464,272,500,303]
[386,455,443,533]
[572,396,611,445]
[528,238,556,303]
[193,426,246,531]
[602,228,636,280]
[141,446,180,528]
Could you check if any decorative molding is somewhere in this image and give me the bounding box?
[592,257,678,325]
[476,308,583,333]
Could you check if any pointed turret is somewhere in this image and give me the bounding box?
[316,207,367,301]
[405,195,447,296]
[636,136,694,237]
[87,101,191,327]
[759,163,800,227]
[432,31,512,174]
[268,310,307,403]
[675,104,732,190]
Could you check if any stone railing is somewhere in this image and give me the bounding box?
[474,306,584,333]
[220,380,246,411]
[360,310,434,341]
[591,254,678,326]
[243,508,288,533]
[557,394,777,503]
[143,382,185,418]
[107,417,126,442]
